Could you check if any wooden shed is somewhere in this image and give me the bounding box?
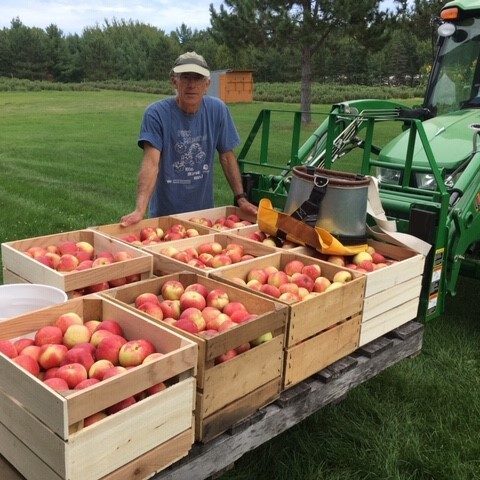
[208,69,254,103]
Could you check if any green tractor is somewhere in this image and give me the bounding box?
[237,0,480,321]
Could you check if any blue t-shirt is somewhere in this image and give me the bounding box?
[138,96,240,217]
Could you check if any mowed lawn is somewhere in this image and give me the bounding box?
[0,90,479,480]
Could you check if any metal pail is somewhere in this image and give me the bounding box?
[284,167,370,243]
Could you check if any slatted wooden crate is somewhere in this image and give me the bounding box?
[172,206,257,231]
[0,296,197,480]
[1,230,152,297]
[89,216,212,246]
[102,272,288,442]
[210,251,366,389]
[292,240,425,346]
[144,232,276,278]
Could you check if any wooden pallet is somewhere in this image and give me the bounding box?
[154,321,424,480]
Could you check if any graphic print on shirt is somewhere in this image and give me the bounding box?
[172,130,209,182]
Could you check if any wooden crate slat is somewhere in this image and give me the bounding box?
[359,298,420,346]
[284,315,361,388]
[201,335,283,416]
[68,378,195,480]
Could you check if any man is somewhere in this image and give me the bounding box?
[121,51,257,227]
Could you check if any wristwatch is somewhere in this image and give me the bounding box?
[234,193,247,201]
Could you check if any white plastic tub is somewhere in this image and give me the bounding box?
[0,284,68,321]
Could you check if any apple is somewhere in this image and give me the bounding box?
[215,349,237,364]
[259,283,281,298]
[84,320,101,336]
[63,324,91,349]
[358,260,375,272]
[223,302,247,317]
[159,246,179,257]
[34,325,63,346]
[0,340,17,359]
[102,366,128,380]
[174,318,199,334]
[107,396,136,415]
[202,306,222,322]
[301,264,322,281]
[13,338,34,354]
[55,254,79,272]
[217,319,238,333]
[83,411,108,426]
[279,282,299,295]
[54,312,83,334]
[57,241,77,256]
[209,254,233,268]
[325,282,344,292]
[44,367,59,380]
[134,292,160,308]
[246,279,262,291]
[108,277,127,288]
[138,301,164,320]
[206,289,230,310]
[142,352,165,364]
[38,344,68,370]
[333,271,353,283]
[113,251,132,263]
[313,276,331,293]
[197,329,219,339]
[250,332,273,347]
[291,273,315,292]
[159,300,181,319]
[118,339,156,367]
[352,251,373,265]
[44,377,70,392]
[91,257,112,268]
[86,281,110,293]
[56,363,88,388]
[279,291,301,303]
[74,378,100,390]
[264,266,278,276]
[13,354,40,376]
[146,382,167,396]
[267,271,289,288]
[247,268,268,284]
[95,335,127,365]
[371,252,386,264]
[205,312,230,331]
[198,253,214,265]
[89,359,115,380]
[180,291,206,311]
[235,343,251,354]
[90,329,115,348]
[231,277,247,286]
[179,307,206,331]
[184,283,209,298]
[230,309,251,324]
[161,280,185,301]
[76,241,94,257]
[327,255,346,267]
[96,320,124,337]
[19,345,41,362]
[284,259,305,276]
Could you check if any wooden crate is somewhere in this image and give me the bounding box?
[292,239,425,346]
[102,272,288,442]
[172,206,257,231]
[210,251,366,389]
[1,230,152,295]
[145,232,277,278]
[0,296,197,480]
[89,216,212,246]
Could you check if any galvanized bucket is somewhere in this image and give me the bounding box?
[284,166,370,244]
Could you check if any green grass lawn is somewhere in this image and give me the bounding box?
[0,90,478,480]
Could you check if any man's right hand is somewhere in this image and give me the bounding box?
[120,210,144,227]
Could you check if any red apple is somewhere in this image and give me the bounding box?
[44,377,70,392]
[63,324,91,349]
[184,283,209,298]
[223,302,247,317]
[102,366,128,380]
[313,276,332,293]
[38,344,68,370]
[13,354,40,376]
[20,345,41,362]
[161,280,185,301]
[180,291,206,311]
[90,329,115,348]
[0,340,17,359]
[74,378,100,390]
[34,325,63,346]
[56,363,87,388]
[138,301,164,321]
[159,300,181,320]
[54,312,83,334]
[174,318,199,334]
[95,335,128,365]
[206,289,230,310]
[57,254,79,272]
[135,292,160,308]
[96,320,124,337]
[107,396,136,415]
[301,264,322,281]
[284,259,305,276]
[118,339,156,367]
[215,349,237,364]
[89,359,115,380]
[13,338,34,354]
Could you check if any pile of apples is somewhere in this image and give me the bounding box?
[159,241,256,270]
[188,214,253,231]
[0,314,165,426]
[134,280,271,364]
[323,246,393,273]
[120,223,201,246]
[23,240,141,295]
[230,258,354,304]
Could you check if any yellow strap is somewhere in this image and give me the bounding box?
[258,198,367,256]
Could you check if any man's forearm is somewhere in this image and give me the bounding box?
[219,150,244,196]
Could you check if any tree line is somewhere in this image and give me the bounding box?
[0,1,446,86]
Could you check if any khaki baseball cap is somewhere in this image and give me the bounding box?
[172,51,210,77]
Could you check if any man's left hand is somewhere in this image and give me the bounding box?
[237,197,258,217]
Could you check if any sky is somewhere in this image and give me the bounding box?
[0,0,402,36]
